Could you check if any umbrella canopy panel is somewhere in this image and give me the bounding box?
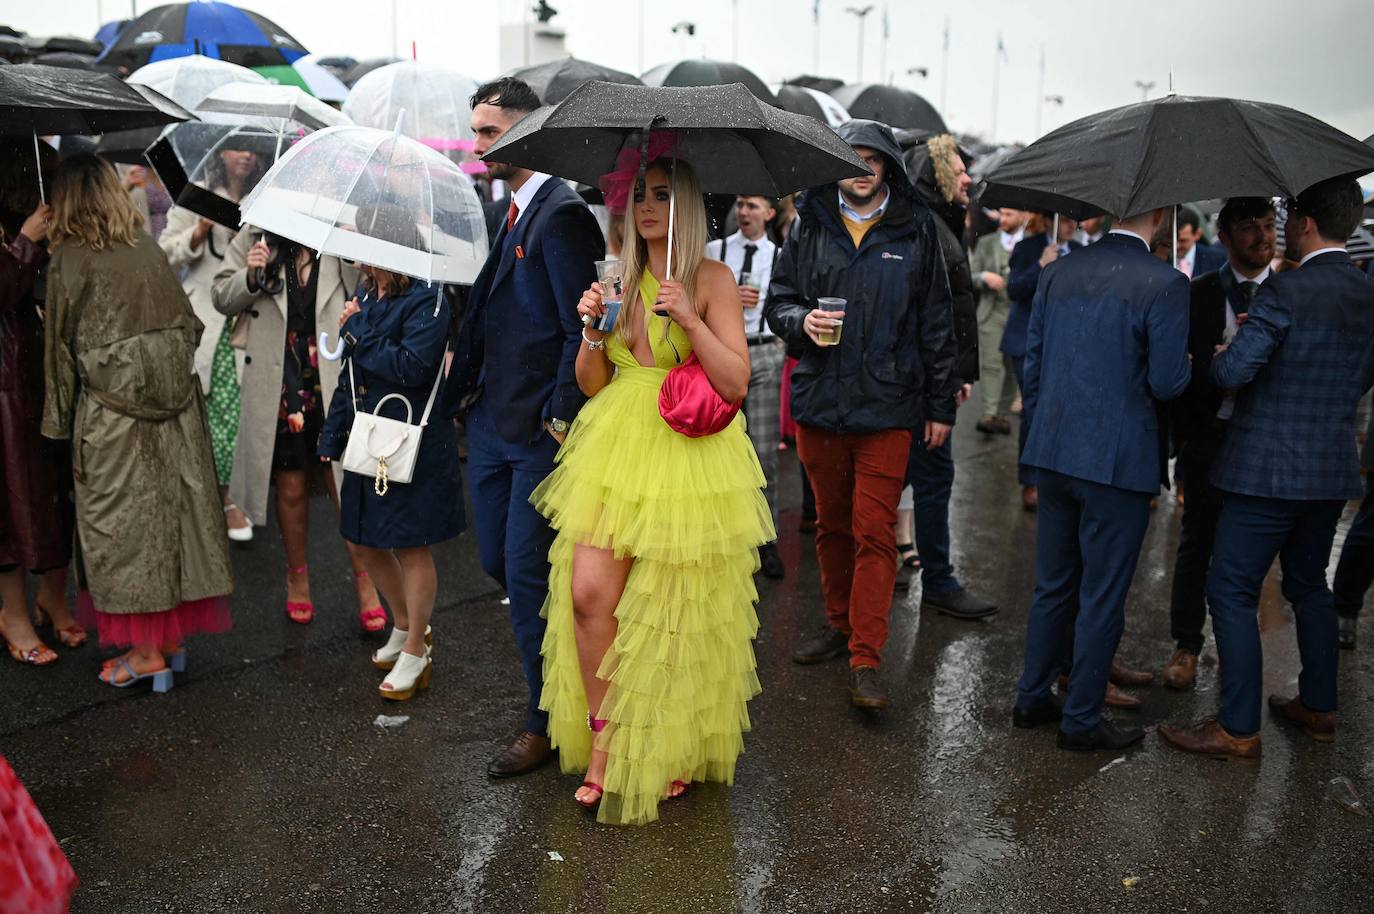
[343,61,478,155]
[239,124,489,284]
[291,53,349,103]
[772,84,850,128]
[195,82,350,132]
[509,57,641,105]
[98,1,308,72]
[482,81,870,198]
[831,83,948,133]
[0,63,191,136]
[981,95,1374,220]
[642,59,777,105]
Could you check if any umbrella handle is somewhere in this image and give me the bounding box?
[318,331,346,361]
[659,156,677,342]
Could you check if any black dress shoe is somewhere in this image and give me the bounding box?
[487,731,552,778]
[792,625,848,664]
[849,666,889,710]
[923,588,999,620]
[1012,694,1063,728]
[758,542,785,580]
[1338,616,1357,650]
[1057,719,1145,752]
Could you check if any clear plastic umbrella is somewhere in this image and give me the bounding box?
[343,61,478,164]
[238,121,489,287]
[128,54,267,108]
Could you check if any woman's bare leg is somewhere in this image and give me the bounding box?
[322,468,382,615]
[276,470,311,604]
[569,543,633,802]
[394,546,436,657]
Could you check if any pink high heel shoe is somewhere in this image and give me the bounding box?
[576,716,609,809]
[286,565,314,624]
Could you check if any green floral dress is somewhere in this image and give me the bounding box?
[206,321,240,486]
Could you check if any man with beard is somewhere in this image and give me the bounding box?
[446,77,603,778]
[901,135,997,620]
[768,119,958,710]
[1161,198,1277,690]
[1162,178,1374,758]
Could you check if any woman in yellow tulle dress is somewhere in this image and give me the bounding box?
[531,157,773,825]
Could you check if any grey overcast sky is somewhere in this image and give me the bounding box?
[10,0,1370,144]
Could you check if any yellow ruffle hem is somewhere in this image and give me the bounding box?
[532,363,773,826]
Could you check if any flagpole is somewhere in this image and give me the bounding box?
[812,0,820,73]
[990,34,1001,143]
[1035,43,1045,137]
[880,2,888,86]
[940,16,949,112]
[638,0,645,73]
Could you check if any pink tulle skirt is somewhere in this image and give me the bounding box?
[780,356,798,440]
[75,593,231,648]
[0,754,77,914]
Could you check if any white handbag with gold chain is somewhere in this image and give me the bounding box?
[340,353,444,496]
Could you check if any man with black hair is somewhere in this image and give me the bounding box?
[1174,206,1226,278]
[1161,178,1374,759]
[1161,197,1277,690]
[446,76,604,778]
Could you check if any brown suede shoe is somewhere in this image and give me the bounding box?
[1162,649,1198,690]
[849,665,889,710]
[486,730,553,778]
[1267,694,1336,743]
[1104,682,1142,709]
[1110,660,1155,687]
[1159,717,1261,761]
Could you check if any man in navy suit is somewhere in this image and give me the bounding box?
[1161,178,1374,759]
[1175,206,1227,279]
[1012,207,1191,752]
[1003,214,1079,511]
[447,77,604,777]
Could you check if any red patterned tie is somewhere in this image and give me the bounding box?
[506,199,519,231]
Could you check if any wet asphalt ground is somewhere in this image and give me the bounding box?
[2,395,1371,914]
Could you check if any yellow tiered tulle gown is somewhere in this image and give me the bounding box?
[531,272,774,825]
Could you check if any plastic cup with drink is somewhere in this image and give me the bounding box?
[592,259,625,332]
[815,296,846,346]
[739,271,762,308]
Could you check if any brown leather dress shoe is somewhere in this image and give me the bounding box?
[1162,648,1198,690]
[849,665,889,710]
[1159,717,1261,760]
[1022,485,1038,512]
[1267,694,1336,743]
[1110,660,1155,687]
[487,730,553,778]
[1104,682,1141,709]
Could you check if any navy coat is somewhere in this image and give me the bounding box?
[1211,250,1374,501]
[445,179,602,444]
[1002,233,1081,358]
[1022,232,1191,494]
[319,280,464,548]
[1191,241,1227,277]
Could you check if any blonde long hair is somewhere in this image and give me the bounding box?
[618,157,707,347]
[48,154,144,251]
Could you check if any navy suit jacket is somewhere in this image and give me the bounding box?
[1210,250,1374,501]
[445,178,603,444]
[1002,233,1081,358]
[1022,232,1191,494]
[1191,242,1227,277]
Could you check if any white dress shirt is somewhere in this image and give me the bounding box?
[708,230,778,337]
[510,172,551,226]
[999,227,1024,253]
[838,186,890,223]
[1216,264,1272,421]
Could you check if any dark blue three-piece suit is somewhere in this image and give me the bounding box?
[1014,232,1191,735]
[1206,250,1374,735]
[446,178,603,735]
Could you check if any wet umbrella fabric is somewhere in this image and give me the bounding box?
[343,61,478,157]
[481,81,870,198]
[772,84,850,128]
[509,57,642,105]
[981,95,1374,220]
[96,55,265,164]
[98,1,308,72]
[0,63,191,136]
[642,59,777,105]
[239,124,489,285]
[291,54,349,103]
[831,83,948,133]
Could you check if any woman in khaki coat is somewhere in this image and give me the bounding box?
[43,155,233,691]
[213,227,384,631]
[160,148,263,541]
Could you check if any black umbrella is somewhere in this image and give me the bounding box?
[785,74,844,94]
[25,36,104,56]
[641,59,777,105]
[831,83,948,133]
[343,57,400,87]
[32,52,101,70]
[981,95,1374,220]
[0,36,28,62]
[773,84,839,125]
[509,57,641,105]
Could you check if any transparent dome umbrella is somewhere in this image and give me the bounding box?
[239,121,489,293]
[343,61,479,166]
[147,82,351,227]
[96,54,266,164]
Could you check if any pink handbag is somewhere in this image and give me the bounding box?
[658,353,742,438]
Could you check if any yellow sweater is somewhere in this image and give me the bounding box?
[841,211,877,248]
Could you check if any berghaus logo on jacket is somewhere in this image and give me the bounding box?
[881,252,904,260]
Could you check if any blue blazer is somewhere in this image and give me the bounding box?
[1022,232,1191,494]
[1210,250,1374,501]
[1192,242,1227,277]
[1002,233,1081,358]
[445,178,603,443]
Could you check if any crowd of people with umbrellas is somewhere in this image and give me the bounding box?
[3,0,1374,905]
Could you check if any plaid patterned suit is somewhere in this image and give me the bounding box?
[1205,250,1374,734]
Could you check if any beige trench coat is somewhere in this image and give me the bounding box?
[42,233,233,616]
[160,204,244,393]
[212,227,358,526]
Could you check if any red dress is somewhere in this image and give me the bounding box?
[0,754,77,914]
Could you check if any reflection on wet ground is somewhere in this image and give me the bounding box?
[2,403,1370,913]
